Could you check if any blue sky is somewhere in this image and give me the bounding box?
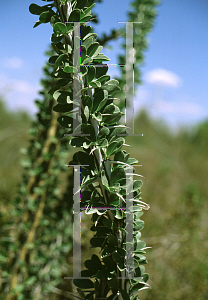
[0,0,207,131]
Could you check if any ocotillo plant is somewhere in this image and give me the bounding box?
[0,0,159,295]
[0,51,75,300]
[0,1,158,298]
[112,0,159,110]
[29,1,151,299]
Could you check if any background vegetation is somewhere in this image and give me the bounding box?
[0,95,207,299]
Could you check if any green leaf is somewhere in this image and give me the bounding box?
[80,15,93,23]
[117,262,125,272]
[53,103,74,113]
[93,53,110,62]
[131,206,143,212]
[90,81,101,88]
[81,25,92,39]
[82,124,96,141]
[29,3,47,15]
[114,151,129,163]
[90,237,105,248]
[76,0,87,9]
[103,112,123,125]
[87,42,103,58]
[142,273,149,283]
[127,157,138,165]
[134,253,147,262]
[92,90,108,113]
[134,231,141,241]
[103,218,118,230]
[86,66,96,84]
[80,269,95,277]
[101,79,120,92]
[80,65,88,76]
[117,248,126,257]
[52,68,72,79]
[84,254,103,273]
[115,209,123,219]
[135,241,146,251]
[53,90,72,104]
[103,104,117,114]
[55,53,68,67]
[73,151,94,167]
[85,207,99,215]
[102,245,116,258]
[96,138,108,148]
[51,42,65,55]
[96,65,108,78]
[63,65,77,73]
[107,277,118,289]
[48,55,59,65]
[50,14,60,27]
[134,211,143,219]
[73,279,94,289]
[101,170,110,191]
[83,37,95,50]
[130,282,147,293]
[103,257,115,272]
[134,265,145,278]
[133,220,144,231]
[80,3,95,19]
[96,74,110,84]
[106,138,125,157]
[133,180,142,191]
[83,32,97,41]
[82,56,93,65]
[57,115,74,129]
[82,95,92,112]
[71,137,89,147]
[81,45,87,63]
[53,22,67,34]
[33,20,41,28]
[110,167,126,186]
[97,127,110,141]
[96,269,110,279]
[51,33,63,44]
[68,9,81,22]
[39,10,55,23]
[108,235,117,247]
[108,126,127,139]
[119,288,130,300]
[90,189,101,203]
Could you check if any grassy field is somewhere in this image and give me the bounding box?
[0,99,207,299]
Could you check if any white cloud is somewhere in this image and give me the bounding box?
[156,100,204,116]
[12,79,35,94]
[0,74,38,95]
[1,57,24,69]
[0,73,40,115]
[145,68,182,88]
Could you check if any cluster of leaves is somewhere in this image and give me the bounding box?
[28,1,151,299]
[112,0,160,110]
[0,53,75,300]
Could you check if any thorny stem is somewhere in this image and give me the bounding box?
[54,1,126,298]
